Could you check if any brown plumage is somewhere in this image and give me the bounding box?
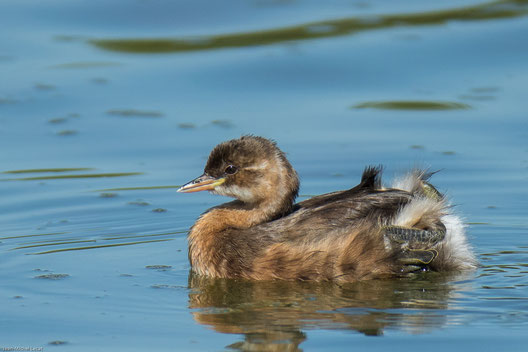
[178,136,476,282]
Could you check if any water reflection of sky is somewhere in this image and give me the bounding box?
[1,0,528,351]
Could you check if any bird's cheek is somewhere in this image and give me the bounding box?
[211,184,229,197]
[232,185,256,202]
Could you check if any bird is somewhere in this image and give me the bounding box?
[178,135,477,282]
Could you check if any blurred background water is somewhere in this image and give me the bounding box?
[1,0,527,351]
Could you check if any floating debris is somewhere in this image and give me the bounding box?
[210,119,233,128]
[56,129,78,136]
[54,34,85,42]
[0,97,17,104]
[353,100,470,111]
[99,192,118,198]
[34,273,70,280]
[107,109,163,118]
[49,117,68,124]
[145,265,172,270]
[151,284,184,289]
[470,86,500,93]
[459,94,496,101]
[482,285,516,289]
[48,113,80,124]
[34,83,56,91]
[178,123,196,129]
[152,208,167,213]
[92,77,108,84]
[48,340,68,345]
[128,199,150,206]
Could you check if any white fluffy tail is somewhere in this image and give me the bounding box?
[389,170,478,271]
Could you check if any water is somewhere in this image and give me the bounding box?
[1,0,527,350]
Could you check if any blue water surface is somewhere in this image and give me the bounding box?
[1,0,527,351]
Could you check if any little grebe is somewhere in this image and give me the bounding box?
[178,136,477,281]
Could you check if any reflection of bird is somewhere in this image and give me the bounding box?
[187,272,463,341]
[178,136,476,281]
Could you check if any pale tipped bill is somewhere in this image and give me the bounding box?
[177,173,226,193]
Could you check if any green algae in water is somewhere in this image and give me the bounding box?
[5,172,143,181]
[353,100,471,111]
[2,168,94,174]
[89,0,528,54]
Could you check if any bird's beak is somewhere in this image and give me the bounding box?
[177,173,225,193]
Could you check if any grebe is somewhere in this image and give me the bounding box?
[178,136,476,281]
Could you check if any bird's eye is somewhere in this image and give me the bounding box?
[224,165,238,175]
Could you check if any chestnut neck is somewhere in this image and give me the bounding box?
[214,189,296,228]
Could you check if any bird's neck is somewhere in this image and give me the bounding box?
[187,197,293,277]
[189,198,289,243]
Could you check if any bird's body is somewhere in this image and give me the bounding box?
[179,136,476,282]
